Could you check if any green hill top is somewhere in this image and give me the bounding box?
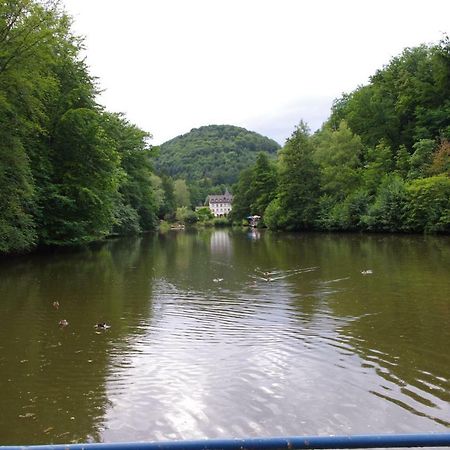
[155,124,280,186]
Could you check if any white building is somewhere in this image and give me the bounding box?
[205,190,233,217]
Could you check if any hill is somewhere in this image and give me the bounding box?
[155,125,280,186]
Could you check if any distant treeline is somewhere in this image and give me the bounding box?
[231,38,450,233]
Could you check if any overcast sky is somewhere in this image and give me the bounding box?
[63,0,450,145]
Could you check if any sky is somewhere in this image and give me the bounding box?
[63,0,450,145]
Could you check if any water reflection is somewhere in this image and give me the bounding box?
[0,231,449,444]
[210,230,232,256]
[0,237,156,444]
[247,229,261,241]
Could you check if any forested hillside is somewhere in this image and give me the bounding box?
[155,125,279,198]
[232,38,450,233]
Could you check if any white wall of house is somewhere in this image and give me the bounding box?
[209,201,232,217]
[206,191,233,217]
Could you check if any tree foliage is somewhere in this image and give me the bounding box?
[41,108,122,245]
[1,6,449,254]
[101,112,157,234]
[234,39,450,235]
[404,176,450,233]
[158,175,176,221]
[267,122,320,231]
[155,124,280,203]
[0,1,158,253]
[313,120,362,199]
[173,179,191,207]
[230,152,277,222]
[329,39,450,151]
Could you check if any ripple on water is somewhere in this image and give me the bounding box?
[99,275,450,440]
[1,235,449,444]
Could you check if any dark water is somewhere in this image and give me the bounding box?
[0,230,449,445]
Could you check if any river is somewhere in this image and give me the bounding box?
[0,230,449,444]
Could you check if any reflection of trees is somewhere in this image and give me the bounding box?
[0,237,156,444]
[152,229,305,292]
[152,230,236,290]
[150,230,328,323]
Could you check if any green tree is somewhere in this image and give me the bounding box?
[408,139,435,179]
[315,189,370,231]
[41,108,122,245]
[263,197,283,230]
[196,207,213,222]
[101,112,157,233]
[229,168,254,222]
[404,175,450,233]
[150,173,165,212]
[328,39,450,152]
[269,121,320,230]
[0,0,162,253]
[0,0,65,252]
[249,152,277,216]
[313,120,362,199]
[155,124,279,192]
[362,140,394,193]
[176,206,197,224]
[159,176,176,220]
[362,174,408,231]
[174,179,191,207]
[0,135,36,252]
[394,145,411,179]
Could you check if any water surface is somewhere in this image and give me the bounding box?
[0,230,449,444]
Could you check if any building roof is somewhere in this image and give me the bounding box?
[206,190,233,204]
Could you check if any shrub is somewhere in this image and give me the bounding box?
[362,175,408,232]
[113,202,141,235]
[196,207,214,222]
[212,217,230,227]
[263,198,283,230]
[315,190,371,231]
[158,220,171,233]
[404,175,450,233]
[176,207,198,224]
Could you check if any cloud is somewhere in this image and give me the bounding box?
[63,0,450,146]
[243,96,335,145]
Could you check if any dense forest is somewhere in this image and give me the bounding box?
[155,125,280,205]
[0,0,164,254]
[0,1,448,256]
[232,38,450,234]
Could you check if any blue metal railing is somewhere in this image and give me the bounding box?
[2,434,450,450]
